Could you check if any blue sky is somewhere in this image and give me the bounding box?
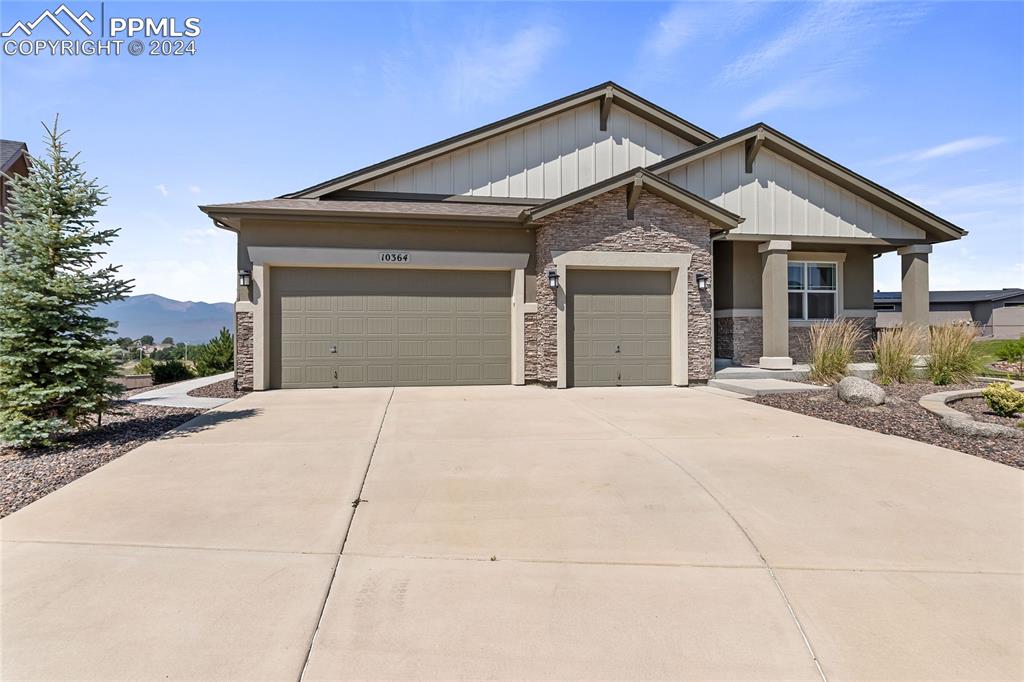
[2,0,1021,302]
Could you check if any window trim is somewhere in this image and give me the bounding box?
[787,258,843,322]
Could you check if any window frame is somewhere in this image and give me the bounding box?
[787,260,840,321]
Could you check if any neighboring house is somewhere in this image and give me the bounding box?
[875,289,1024,339]
[200,82,966,390]
[1,139,30,219]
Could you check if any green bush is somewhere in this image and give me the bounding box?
[995,337,1024,377]
[132,357,154,375]
[152,359,194,384]
[927,323,979,385]
[873,325,923,385]
[808,319,867,384]
[982,382,1024,417]
[193,327,234,377]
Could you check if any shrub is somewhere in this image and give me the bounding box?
[927,323,979,385]
[152,359,194,384]
[193,327,234,377]
[873,325,924,385]
[808,318,868,384]
[132,357,154,375]
[995,337,1024,378]
[982,382,1024,417]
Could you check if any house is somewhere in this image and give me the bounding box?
[1,139,30,219]
[875,288,1024,339]
[200,82,966,390]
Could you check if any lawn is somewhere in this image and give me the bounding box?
[976,337,1023,378]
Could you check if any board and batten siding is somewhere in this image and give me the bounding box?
[353,102,696,200]
[663,147,926,241]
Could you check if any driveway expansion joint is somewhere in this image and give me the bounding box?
[567,394,830,682]
[296,386,395,682]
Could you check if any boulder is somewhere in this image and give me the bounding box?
[942,415,1024,439]
[837,376,886,407]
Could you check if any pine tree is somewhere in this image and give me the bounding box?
[0,119,133,447]
[193,327,234,377]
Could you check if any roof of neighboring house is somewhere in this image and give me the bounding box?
[874,289,1024,304]
[649,123,967,242]
[523,167,743,231]
[1,140,28,173]
[281,81,717,199]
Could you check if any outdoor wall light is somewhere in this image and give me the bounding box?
[695,273,709,290]
[547,270,560,290]
[238,270,252,287]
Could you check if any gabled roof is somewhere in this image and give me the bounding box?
[1,140,28,173]
[283,82,717,199]
[875,288,1024,304]
[523,168,743,231]
[649,123,967,242]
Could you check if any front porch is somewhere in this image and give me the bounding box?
[712,239,934,370]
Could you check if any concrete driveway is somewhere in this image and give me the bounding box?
[2,386,1021,680]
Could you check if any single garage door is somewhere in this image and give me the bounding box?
[569,269,671,387]
[271,268,511,388]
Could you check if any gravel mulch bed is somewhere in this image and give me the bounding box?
[0,401,203,518]
[751,381,1024,469]
[187,379,248,400]
[953,396,1024,428]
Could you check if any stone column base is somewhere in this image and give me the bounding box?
[759,356,793,370]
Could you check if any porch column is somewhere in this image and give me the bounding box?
[898,244,931,328]
[759,240,792,370]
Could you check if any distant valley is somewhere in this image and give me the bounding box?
[97,294,233,344]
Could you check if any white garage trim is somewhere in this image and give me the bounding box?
[245,247,531,389]
[551,251,693,389]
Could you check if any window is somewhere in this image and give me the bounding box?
[788,262,838,320]
[874,304,897,311]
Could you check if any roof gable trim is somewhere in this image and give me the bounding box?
[285,82,716,200]
[650,124,966,242]
[523,168,743,231]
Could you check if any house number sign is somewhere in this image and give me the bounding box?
[379,251,410,263]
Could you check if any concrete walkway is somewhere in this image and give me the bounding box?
[127,371,234,409]
[2,386,1021,680]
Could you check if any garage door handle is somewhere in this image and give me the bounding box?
[615,345,621,353]
[329,345,337,354]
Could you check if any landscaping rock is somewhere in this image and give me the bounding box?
[941,415,1023,439]
[837,376,886,406]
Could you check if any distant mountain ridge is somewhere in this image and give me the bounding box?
[97,294,233,344]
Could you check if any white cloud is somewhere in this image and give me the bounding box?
[188,185,201,194]
[155,183,169,197]
[731,2,926,119]
[181,226,223,245]
[874,136,1007,165]
[738,76,859,120]
[644,4,699,59]
[445,24,560,107]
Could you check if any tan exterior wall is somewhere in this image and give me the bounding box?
[237,219,537,302]
[991,307,1024,339]
[351,102,695,199]
[529,188,714,384]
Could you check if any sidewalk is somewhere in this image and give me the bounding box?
[127,372,235,409]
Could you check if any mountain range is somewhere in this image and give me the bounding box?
[97,294,233,344]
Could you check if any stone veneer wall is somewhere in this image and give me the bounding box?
[716,315,876,365]
[527,188,714,384]
[235,310,254,391]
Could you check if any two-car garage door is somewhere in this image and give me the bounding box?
[271,268,511,388]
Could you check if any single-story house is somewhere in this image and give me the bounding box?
[1,139,30,219]
[875,288,1024,339]
[200,82,966,390]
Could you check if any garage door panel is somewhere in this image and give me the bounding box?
[569,269,672,388]
[272,268,511,388]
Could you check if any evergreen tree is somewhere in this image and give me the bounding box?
[193,327,234,377]
[0,119,133,446]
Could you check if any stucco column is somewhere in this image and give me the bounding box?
[898,244,932,328]
[759,240,792,370]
